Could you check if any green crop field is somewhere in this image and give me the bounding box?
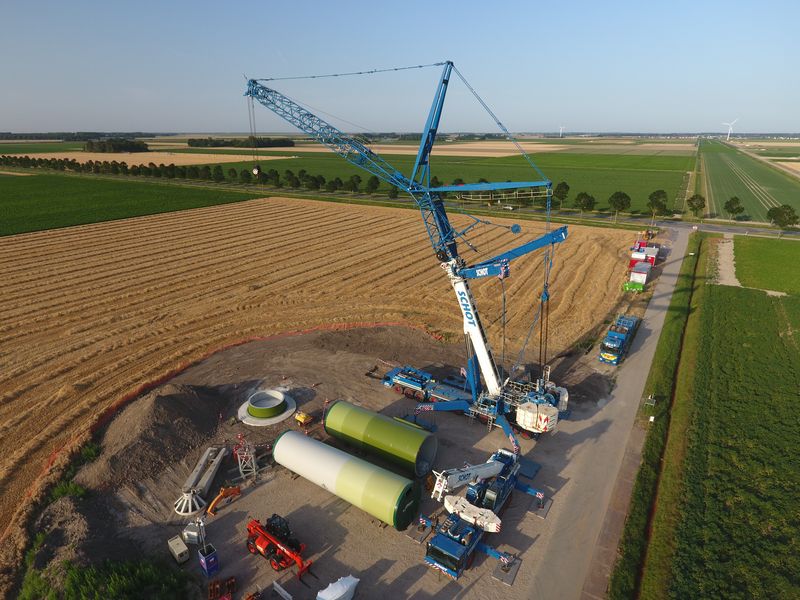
[734,236,800,296]
[0,141,84,154]
[185,150,691,214]
[668,285,800,598]
[700,140,800,221]
[748,149,800,158]
[613,235,800,599]
[0,174,261,236]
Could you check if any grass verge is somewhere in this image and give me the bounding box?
[19,558,188,600]
[734,235,800,296]
[607,231,704,599]
[636,235,711,598]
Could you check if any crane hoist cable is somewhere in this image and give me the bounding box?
[511,240,559,375]
[500,276,507,374]
[450,65,549,195]
[247,95,259,169]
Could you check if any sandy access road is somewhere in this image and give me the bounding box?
[0,151,292,166]
[776,160,800,173]
[292,141,572,157]
[0,197,632,577]
[281,140,695,156]
[576,227,690,599]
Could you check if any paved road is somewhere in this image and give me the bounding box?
[523,226,691,600]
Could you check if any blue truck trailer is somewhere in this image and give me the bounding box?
[382,366,474,403]
[599,315,640,365]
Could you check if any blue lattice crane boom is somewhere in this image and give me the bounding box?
[245,62,559,265]
[245,61,568,440]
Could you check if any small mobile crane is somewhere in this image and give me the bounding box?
[420,448,547,582]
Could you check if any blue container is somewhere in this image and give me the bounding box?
[198,544,219,577]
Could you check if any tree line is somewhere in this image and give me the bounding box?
[3,154,797,228]
[0,154,401,197]
[0,131,164,141]
[551,181,671,220]
[187,136,295,148]
[83,138,149,153]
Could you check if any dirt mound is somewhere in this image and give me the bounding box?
[29,495,130,575]
[76,384,222,490]
[31,497,88,570]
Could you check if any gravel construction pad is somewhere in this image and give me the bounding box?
[41,326,615,599]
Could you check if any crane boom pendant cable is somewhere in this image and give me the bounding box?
[253,62,446,83]
[247,96,260,175]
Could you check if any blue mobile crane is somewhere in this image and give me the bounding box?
[245,61,568,450]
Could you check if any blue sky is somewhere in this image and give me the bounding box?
[1,0,798,133]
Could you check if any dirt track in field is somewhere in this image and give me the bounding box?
[292,141,572,156]
[284,140,695,156]
[0,197,631,563]
[776,161,800,172]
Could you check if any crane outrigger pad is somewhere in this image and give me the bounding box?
[518,458,541,480]
[529,496,553,520]
[492,557,522,586]
[405,518,433,544]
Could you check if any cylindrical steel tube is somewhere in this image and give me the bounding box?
[323,400,437,477]
[273,430,419,530]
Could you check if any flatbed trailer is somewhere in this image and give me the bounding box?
[382,366,473,403]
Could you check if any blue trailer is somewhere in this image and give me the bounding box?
[599,315,640,365]
[382,366,473,403]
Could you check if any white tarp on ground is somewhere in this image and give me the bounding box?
[317,575,360,600]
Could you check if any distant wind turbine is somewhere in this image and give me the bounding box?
[559,125,565,138]
[722,118,739,142]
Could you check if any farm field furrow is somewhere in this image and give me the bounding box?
[0,213,401,378]
[0,203,333,301]
[0,200,309,273]
[0,197,631,546]
[0,209,387,318]
[701,140,800,221]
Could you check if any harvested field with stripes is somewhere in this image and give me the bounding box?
[701,140,800,221]
[0,197,631,575]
